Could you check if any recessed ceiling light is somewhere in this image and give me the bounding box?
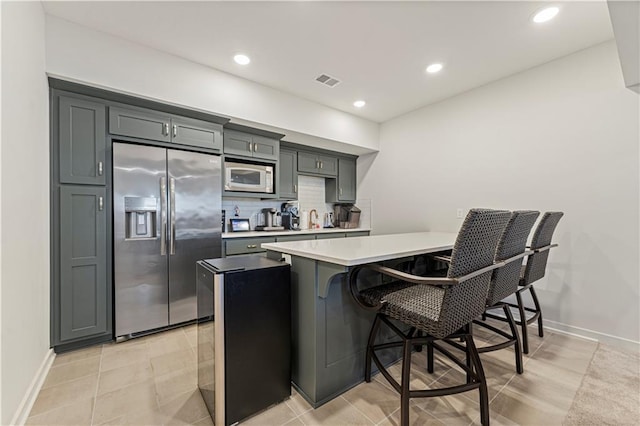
[234,54,250,65]
[426,63,443,74]
[353,100,366,108]
[532,6,559,23]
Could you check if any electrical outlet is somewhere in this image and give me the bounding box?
[456,208,464,219]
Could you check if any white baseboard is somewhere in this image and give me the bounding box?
[543,319,640,352]
[10,349,55,425]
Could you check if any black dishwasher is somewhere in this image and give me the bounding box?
[196,256,291,425]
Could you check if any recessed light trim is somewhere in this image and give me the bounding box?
[353,100,366,108]
[234,54,251,65]
[532,6,559,23]
[426,63,443,74]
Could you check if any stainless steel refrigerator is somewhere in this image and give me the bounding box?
[113,142,221,338]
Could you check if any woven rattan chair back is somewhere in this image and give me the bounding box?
[438,209,511,337]
[522,212,564,285]
[486,210,540,306]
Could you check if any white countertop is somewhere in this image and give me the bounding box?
[262,231,457,266]
[222,228,370,239]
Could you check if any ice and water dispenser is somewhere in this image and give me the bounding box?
[124,197,157,239]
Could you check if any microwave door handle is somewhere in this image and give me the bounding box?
[169,177,176,255]
[160,177,167,256]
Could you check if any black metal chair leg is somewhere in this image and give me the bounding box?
[427,341,434,373]
[414,330,424,352]
[401,338,413,426]
[503,304,523,374]
[365,314,382,382]
[529,286,544,338]
[466,334,490,426]
[466,323,473,383]
[515,290,530,354]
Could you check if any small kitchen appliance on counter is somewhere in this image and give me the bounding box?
[255,208,284,231]
[280,203,300,230]
[334,204,361,229]
[197,257,291,426]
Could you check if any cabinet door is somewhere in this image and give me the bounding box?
[109,106,171,142]
[59,186,109,341]
[298,151,320,174]
[224,130,253,157]
[337,158,357,201]
[59,96,106,185]
[252,136,279,161]
[171,117,222,152]
[317,154,338,177]
[279,149,298,200]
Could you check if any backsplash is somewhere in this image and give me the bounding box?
[222,175,371,230]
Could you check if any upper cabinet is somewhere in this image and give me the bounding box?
[297,151,338,177]
[109,106,223,152]
[325,157,357,203]
[224,129,279,161]
[279,149,298,200]
[58,96,106,185]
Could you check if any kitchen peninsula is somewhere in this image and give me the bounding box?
[262,232,457,407]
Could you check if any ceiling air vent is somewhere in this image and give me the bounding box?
[315,74,341,88]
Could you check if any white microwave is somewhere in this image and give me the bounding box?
[224,161,274,194]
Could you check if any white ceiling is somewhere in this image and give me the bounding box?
[42,1,614,123]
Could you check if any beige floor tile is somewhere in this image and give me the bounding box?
[342,379,401,424]
[155,367,198,406]
[241,401,298,425]
[101,337,147,355]
[299,396,374,425]
[25,397,93,425]
[29,374,98,417]
[489,385,568,425]
[100,342,149,372]
[160,389,211,425]
[193,414,215,425]
[282,418,304,426]
[42,356,101,389]
[52,345,102,367]
[377,402,444,426]
[417,392,482,426]
[97,359,154,396]
[147,329,192,357]
[185,325,198,348]
[530,333,598,376]
[92,379,158,424]
[285,388,313,416]
[151,348,196,377]
[97,407,169,426]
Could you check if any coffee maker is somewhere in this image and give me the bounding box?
[333,204,361,229]
[281,203,300,230]
[255,208,284,231]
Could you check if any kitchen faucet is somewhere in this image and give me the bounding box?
[309,209,319,229]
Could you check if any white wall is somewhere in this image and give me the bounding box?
[44,15,379,154]
[359,41,640,345]
[0,1,50,424]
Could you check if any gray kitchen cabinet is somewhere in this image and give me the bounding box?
[59,96,106,185]
[225,236,277,256]
[326,157,357,203]
[346,231,370,238]
[279,149,298,200]
[58,185,109,342]
[224,129,279,161]
[298,151,337,177]
[109,106,171,143]
[109,106,222,152]
[315,233,347,239]
[172,116,223,151]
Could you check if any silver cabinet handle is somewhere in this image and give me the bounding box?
[320,161,323,169]
[248,142,253,153]
[247,244,257,249]
[160,177,167,256]
[254,142,258,152]
[340,187,343,196]
[98,161,103,176]
[294,184,297,193]
[98,196,103,211]
[315,161,319,169]
[169,177,176,255]
[172,125,177,138]
[163,123,169,136]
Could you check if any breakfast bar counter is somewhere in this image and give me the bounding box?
[262,232,457,407]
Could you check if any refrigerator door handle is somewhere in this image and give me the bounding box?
[170,177,176,255]
[160,177,167,256]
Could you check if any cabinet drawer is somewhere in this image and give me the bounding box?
[109,106,171,142]
[172,116,222,152]
[315,233,346,239]
[225,237,276,255]
[276,234,314,242]
[346,231,370,238]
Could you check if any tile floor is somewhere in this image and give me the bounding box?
[25,319,632,425]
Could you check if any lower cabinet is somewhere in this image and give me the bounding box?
[223,231,370,256]
[55,186,111,346]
